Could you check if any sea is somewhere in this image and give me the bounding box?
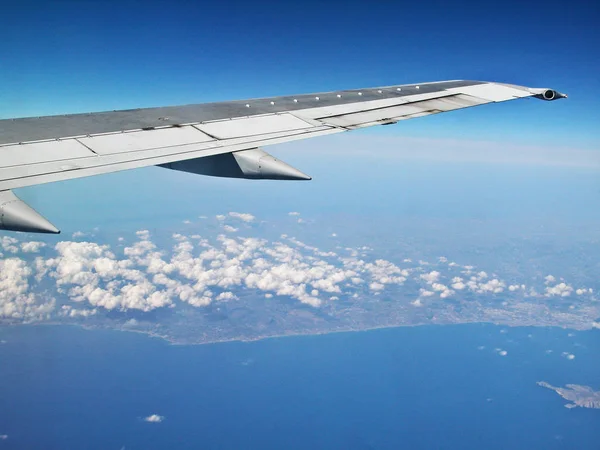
[0,323,598,449]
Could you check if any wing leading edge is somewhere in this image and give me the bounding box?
[0,80,566,233]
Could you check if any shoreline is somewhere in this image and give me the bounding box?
[1,318,593,347]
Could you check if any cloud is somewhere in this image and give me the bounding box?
[0,435,7,440]
[20,241,46,253]
[545,283,573,297]
[288,212,300,216]
[228,212,255,222]
[561,352,576,360]
[420,271,440,284]
[143,414,165,423]
[223,225,238,233]
[216,292,237,301]
[1,237,19,254]
[1,257,55,320]
[1,211,598,335]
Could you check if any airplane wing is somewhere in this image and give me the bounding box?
[0,80,565,233]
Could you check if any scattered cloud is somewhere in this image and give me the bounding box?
[546,283,573,297]
[143,414,165,423]
[20,241,46,253]
[561,352,576,360]
[228,212,255,222]
[420,271,440,284]
[0,212,597,334]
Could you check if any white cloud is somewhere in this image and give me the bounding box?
[20,241,46,253]
[545,283,573,297]
[223,225,238,233]
[498,350,508,356]
[544,275,556,284]
[144,414,165,423]
[216,292,237,301]
[1,258,54,320]
[2,211,598,331]
[561,352,576,360]
[0,435,7,440]
[420,271,440,284]
[288,212,300,216]
[229,212,255,222]
[1,237,19,254]
[369,282,384,291]
[451,280,466,290]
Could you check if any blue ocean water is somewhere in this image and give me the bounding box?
[0,324,598,450]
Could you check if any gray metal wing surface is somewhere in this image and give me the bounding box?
[0,80,566,233]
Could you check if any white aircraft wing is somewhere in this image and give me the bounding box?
[0,80,565,233]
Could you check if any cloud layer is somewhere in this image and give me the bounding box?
[1,212,598,338]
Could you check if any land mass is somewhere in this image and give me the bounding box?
[537,381,600,409]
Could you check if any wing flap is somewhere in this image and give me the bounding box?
[195,113,314,139]
[0,139,95,168]
[77,126,215,155]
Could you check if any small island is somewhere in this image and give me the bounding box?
[537,381,600,409]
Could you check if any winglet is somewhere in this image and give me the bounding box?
[0,190,60,234]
